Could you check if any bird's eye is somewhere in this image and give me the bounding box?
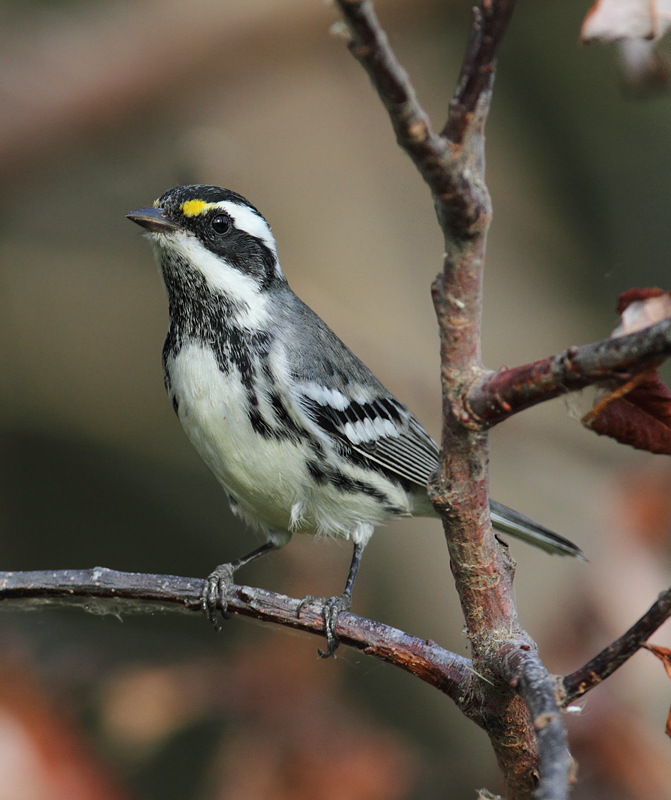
[211,214,230,235]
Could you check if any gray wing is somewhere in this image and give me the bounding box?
[297,386,439,489]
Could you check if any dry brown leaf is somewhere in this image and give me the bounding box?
[582,289,671,454]
[584,374,671,454]
[613,288,671,336]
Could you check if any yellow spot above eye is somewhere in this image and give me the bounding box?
[153,198,160,208]
[181,199,213,218]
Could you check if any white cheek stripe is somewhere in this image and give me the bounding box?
[152,233,269,327]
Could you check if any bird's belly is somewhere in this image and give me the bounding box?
[167,344,303,530]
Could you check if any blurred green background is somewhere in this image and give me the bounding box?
[1,0,671,798]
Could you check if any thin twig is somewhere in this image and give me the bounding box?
[562,583,671,704]
[466,318,671,427]
[444,0,517,144]
[0,567,479,718]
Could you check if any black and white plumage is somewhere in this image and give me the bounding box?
[127,185,583,655]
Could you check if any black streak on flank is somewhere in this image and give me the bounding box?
[247,390,318,445]
[269,393,312,442]
[248,406,274,438]
[306,461,393,507]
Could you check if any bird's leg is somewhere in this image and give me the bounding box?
[299,541,365,659]
[202,540,277,628]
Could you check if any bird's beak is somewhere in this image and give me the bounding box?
[126,207,181,233]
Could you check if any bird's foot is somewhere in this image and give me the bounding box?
[297,593,352,658]
[201,563,237,630]
[201,541,278,631]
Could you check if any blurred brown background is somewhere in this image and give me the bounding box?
[1,0,671,798]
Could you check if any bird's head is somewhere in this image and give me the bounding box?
[127,185,285,298]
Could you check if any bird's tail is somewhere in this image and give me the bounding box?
[490,500,585,559]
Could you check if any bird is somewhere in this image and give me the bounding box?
[127,184,584,657]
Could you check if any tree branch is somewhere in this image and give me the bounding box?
[466,318,671,427]
[501,643,572,800]
[562,583,671,705]
[0,567,479,719]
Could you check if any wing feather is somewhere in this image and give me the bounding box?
[299,389,439,488]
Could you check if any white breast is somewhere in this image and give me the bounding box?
[166,342,309,532]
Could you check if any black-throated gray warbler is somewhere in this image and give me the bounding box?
[127,184,583,656]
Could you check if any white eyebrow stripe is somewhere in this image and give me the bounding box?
[213,201,277,254]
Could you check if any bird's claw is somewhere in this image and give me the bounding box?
[297,593,352,658]
[201,563,236,629]
[296,594,317,618]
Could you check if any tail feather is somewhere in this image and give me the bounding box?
[489,500,586,560]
